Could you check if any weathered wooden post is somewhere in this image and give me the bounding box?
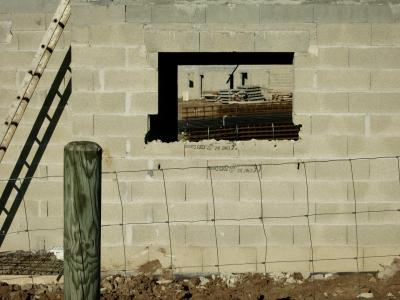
[64,141,102,300]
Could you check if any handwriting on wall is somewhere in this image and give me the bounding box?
[184,142,239,157]
[208,165,258,174]
[184,143,237,151]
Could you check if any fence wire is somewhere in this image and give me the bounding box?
[0,155,400,298]
[255,165,268,274]
[208,168,221,273]
[303,162,316,299]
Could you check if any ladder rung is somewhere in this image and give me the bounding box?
[45,46,54,54]
[58,21,66,29]
[28,70,42,78]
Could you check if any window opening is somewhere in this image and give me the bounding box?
[241,72,248,86]
[146,52,301,143]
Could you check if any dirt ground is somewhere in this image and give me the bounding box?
[0,270,400,300]
[0,252,400,299]
[98,271,400,300]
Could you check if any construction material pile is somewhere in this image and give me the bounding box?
[218,86,265,102]
[268,89,293,102]
[0,251,63,275]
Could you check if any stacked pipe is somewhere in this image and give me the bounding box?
[218,86,265,102]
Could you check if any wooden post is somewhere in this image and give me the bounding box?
[64,141,102,300]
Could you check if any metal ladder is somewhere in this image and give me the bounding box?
[0,0,71,164]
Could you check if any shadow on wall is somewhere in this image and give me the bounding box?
[0,47,72,247]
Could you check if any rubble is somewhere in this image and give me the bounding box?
[378,257,400,280]
[0,271,399,299]
[357,292,374,298]
[218,273,239,288]
[199,276,209,286]
[311,273,335,280]
[0,257,399,299]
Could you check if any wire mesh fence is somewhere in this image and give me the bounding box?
[0,155,400,297]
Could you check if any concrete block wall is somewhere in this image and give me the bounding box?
[1,0,400,275]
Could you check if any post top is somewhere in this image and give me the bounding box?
[64,141,102,153]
